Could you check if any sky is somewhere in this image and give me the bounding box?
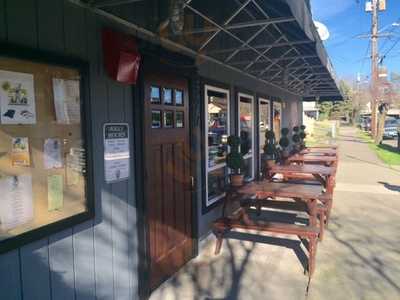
[311,0,400,81]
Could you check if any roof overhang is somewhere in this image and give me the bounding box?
[73,0,343,101]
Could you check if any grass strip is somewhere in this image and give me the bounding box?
[358,131,400,166]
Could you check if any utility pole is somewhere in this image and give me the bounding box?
[370,0,379,138]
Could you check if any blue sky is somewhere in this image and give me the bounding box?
[311,0,400,80]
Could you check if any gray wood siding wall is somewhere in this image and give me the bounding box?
[0,1,138,299]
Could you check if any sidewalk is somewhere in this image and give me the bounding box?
[150,127,400,300]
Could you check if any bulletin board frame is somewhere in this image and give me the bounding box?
[0,42,94,254]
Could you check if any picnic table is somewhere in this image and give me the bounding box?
[268,164,334,191]
[300,148,337,156]
[214,181,327,280]
[287,154,337,166]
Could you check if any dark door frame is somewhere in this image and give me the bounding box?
[134,45,199,300]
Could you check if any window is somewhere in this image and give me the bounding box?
[0,51,92,253]
[163,88,173,105]
[258,98,270,171]
[151,110,161,128]
[273,102,282,141]
[150,86,161,103]
[164,110,174,128]
[175,89,184,106]
[176,111,184,128]
[205,85,230,207]
[239,93,254,181]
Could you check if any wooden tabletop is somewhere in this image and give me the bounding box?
[269,164,334,176]
[300,149,337,156]
[238,181,324,200]
[288,155,337,163]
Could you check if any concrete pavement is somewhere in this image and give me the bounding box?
[150,127,400,300]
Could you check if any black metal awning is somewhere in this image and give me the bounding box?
[75,0,343,101]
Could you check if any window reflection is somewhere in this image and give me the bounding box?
[206,87,229,206]
[163,88,173,105]
[207,91,228,168]
[259,99,270,155]
[239,95,254,181]
[273,102,282,141]
[207,167,228,202]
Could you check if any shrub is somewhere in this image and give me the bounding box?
[226,135,243,174]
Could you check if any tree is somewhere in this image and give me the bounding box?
[317,80,355,122]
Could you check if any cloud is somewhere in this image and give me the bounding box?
[311,0,354,21]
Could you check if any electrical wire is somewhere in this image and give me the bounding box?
[380,36,400,64]
[378,17,400,54]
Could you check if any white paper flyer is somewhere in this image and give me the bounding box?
[52,78,81,124]
[44,138,63,169]
[0,174,34,231]
[0,70,37,124]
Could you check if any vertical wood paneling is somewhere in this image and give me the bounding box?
[88,16,115,299]
[63,0,87,59]
[0,250,22,300]
[0,0,6,40]
[6,0,37,47]
[20,240,52,300]
[49,230,75,300]
[73,10,96,300]
[37,0,64,52]
[108,81,130,300]
[124,85,139,298]
[73,222,96,300]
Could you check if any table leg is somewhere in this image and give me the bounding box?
[307,199,318,227]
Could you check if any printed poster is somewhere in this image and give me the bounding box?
[11,137,31,166]
[0,70,37,124]
[0,174,34,231]
[103,123,130,183]
[52,78,81,124]
[48,175,64,211]
[44,138,63,169]
[66,146,85,186]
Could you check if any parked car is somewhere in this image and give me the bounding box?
[360,117,371,132]
[383,118,399,139]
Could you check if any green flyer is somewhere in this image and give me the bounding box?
[48,175,63,211]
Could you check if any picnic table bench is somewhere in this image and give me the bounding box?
[213,181,329,281]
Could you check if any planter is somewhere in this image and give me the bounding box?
[281,150,289,159]
[265,159,275,169]
[293,144,301,152]
[230,174,244,187]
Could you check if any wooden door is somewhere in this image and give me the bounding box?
[143,71,192,289]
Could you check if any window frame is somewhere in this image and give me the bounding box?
[273,101,283,140]
[0,42,94,254]
[204,84,230,207]
[238,92,255,181]
[258,97,271,168]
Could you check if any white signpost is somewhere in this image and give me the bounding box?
[103,123,130,183]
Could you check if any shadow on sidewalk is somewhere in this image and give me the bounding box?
[378,181,400,193]
[378,143,400,154]
[345,155,400,173]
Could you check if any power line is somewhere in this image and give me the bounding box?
[378,17,400,53]
[380,36,400,63]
